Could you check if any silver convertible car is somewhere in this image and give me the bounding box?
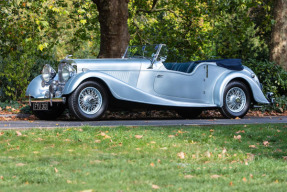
[26,44,273,120]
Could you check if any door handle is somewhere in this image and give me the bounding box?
[157,74,164,78]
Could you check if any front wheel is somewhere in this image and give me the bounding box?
[220,81,251,119]
[68,81,108,121]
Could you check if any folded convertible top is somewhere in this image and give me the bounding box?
[195,59,243,71]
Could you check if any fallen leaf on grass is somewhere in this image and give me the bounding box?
[168,135,175,138]
[94,140,101,143]
[54,168,58,173]
[177,152,186,159]
[283,156,287,160]
[263,141,269,147]
[35,137,44,141]
[1,176,3,180]
[236,130,245,134]
[16,163,26,167]
[16,131,22,136]
[160,147,168,150]
[100,132,111,139]
[275,180,279,183]
[135,135,143,139]
[206,151,211,158]
[90,160,101,164]
[242,177,247,182]
[209,129,214,132]
[234,135,241,140]
[0,132,4,136]
[66,180,72,184]
[152,184,160,189]
[249,145,257,148]
[229,181,233,186]
[276,149,282,152]
[150,162,155,167]
[184,175,194,178]
[210,175,221,179]
[80,190,93,192]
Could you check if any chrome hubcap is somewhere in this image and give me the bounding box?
[226,87,246,113]
[78,87,102,115]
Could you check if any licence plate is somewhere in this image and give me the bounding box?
[33,103,48,110]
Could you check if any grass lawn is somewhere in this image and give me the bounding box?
[0,124,287,192]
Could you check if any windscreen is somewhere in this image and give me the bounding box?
[123,45,161,59]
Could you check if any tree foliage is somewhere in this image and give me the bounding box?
[0,0,100,100]
[129,0,273,61]
[0,0,278,101]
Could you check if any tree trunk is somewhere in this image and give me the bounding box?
[270,0,287,71]
[92,0,130,58]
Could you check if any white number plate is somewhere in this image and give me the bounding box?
[33,103,48,111]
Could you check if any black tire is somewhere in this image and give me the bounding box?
[220,81,251,119]
[68,81,108,121]
[177,108,202,119]
[32,103,66,120]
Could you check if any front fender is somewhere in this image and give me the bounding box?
[25,75,48,98]
[214,71,269,107]
[63,71,138,100]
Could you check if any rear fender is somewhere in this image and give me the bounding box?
[214,72,269,107]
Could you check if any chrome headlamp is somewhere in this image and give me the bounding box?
[41,64,56,83]
[58,63,76,82]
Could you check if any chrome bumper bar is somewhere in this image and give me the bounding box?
[24,96,66,107]
[266,92,274,104]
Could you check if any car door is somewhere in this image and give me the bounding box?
[153,64,208,103]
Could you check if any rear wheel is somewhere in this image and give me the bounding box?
[32,103,65,120]
[68,81,108,121]
[220,81,251,118]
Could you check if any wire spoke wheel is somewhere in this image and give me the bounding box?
[226,87,246,113]
[220,81,251,119]
[68,81,108,121]
[78,87,102,115]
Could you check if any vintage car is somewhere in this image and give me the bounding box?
[26,44,273,120]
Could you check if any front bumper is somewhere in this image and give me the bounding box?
[24,96,66,107]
